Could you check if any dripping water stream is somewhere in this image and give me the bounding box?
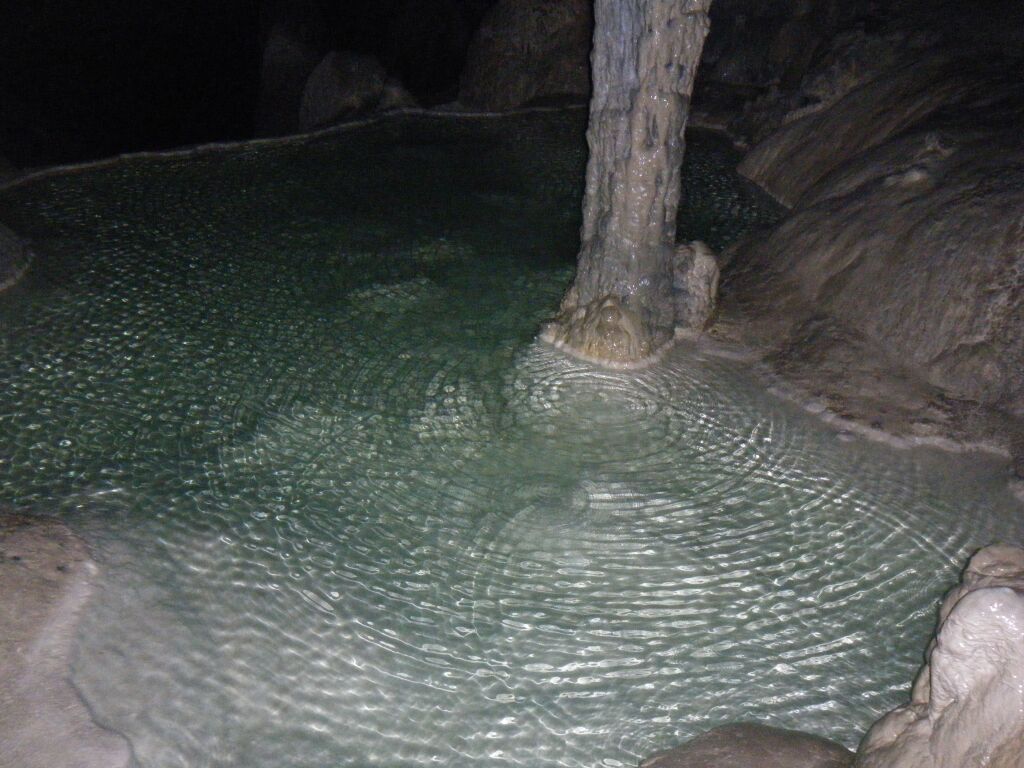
[0,110,1020,767]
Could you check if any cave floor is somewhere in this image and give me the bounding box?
[0,109,1021,767]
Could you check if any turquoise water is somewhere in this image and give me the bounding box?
[0,110,1020,768]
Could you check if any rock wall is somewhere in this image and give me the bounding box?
[542,0,712,367]
[854,545,1024,767]
[736,55,972,207]
[726,60,1024,421]
[458,0,593,111]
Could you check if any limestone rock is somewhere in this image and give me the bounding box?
[0,221,31,292]
[459,0,593,111]
[641,723,853,768]
[673,241,719,332]
[737,55,971,207]
[729,114,1024,418]
[299,51,388,131]
[541,293,659,368]
[0,514,131,768]
[854,545,1024,768]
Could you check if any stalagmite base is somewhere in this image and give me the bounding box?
[542,0,712,367]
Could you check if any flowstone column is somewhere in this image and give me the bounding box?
[541,0,712,367]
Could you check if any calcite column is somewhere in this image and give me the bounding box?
[542,0,712,367]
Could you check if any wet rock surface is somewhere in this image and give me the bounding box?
[736,55,971,207]
[854,545,1024,767]
[641,723,853,768]
[715,14,1024,474]
[0,514,131,768]
[458,0,592,111]
[299,51,389,131]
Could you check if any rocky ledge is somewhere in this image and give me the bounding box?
[0,514,131,768]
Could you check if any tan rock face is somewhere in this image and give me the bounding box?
[543,0,712,367]
[737,56,970,208]
[726,61,1024,424]
[0,514,131,768]
[854,545,1024,768]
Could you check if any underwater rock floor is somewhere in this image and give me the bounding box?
[0,110,1021,767]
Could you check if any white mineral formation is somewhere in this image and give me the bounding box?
[673,240,719,333]
[854,544,1024,768]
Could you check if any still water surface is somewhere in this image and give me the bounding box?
[0,110,1020,767]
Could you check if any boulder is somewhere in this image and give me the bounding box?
[725,25,907,146]
[459,0,593,111]
[854,545,1024,768]
[0,514,131,768]
[673,241,719,332]
[299,51,388,131]
[641,723,853,768]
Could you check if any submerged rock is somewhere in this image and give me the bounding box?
[641,723,853,768]
[673,241,719,333]
[0,221,31,292]
[0,514,131,768]
[459,0,593,111]
[854,545,1024,768]
[299,51,388,131]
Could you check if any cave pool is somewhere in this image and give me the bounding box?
[0,109,1021,767]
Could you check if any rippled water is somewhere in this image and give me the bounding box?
[0,110,1021,768]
